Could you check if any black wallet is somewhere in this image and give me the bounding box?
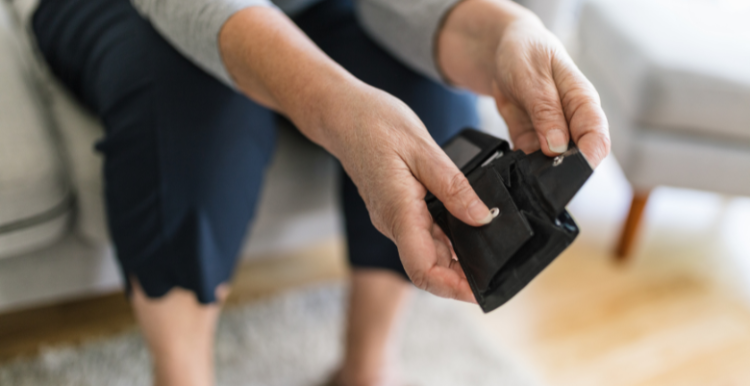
[426,129,593,312]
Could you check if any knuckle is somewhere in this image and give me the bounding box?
[563,90,598,118]
[410,270,429,291]
[588,86,603,105]
[530,99,564,124]
[597,134,612,159]
[443,172,472,203]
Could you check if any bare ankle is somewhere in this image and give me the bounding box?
[335,363,400,386]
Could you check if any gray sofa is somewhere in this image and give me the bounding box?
[0,0,341,312]
[576,0,750,257]
[0,0,521,313]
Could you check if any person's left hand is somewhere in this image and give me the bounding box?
[490,17,610,166]
[438,1,610,167]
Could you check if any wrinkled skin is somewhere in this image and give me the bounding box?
[491,19,610,162]
[221,1,610,305]
[323,19,610,304]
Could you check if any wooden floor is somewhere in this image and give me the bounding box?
[478,240,750,386]
[2,216,750,385]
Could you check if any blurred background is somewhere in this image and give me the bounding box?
[477,0,750,383]
[1,0,749,384]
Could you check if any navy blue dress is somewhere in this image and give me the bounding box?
[32,0,479,303]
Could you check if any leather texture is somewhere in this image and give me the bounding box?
[428,129,592,312]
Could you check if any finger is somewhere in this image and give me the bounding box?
[395,209,476,303]
[449,258,468,281]
[493,91,540,154]
[552,56,611,167]
[430,220,467,281]
[514,60,571,157]
[409,142,493,226]
[431,223,455,268]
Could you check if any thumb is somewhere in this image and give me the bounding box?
[412,145,493,227]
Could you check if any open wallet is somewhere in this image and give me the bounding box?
[426,129,593,312]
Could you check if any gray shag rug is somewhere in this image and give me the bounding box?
[0,282,540,386]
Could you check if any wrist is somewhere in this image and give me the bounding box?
[437,0,541,93]
[291,77,374,157]
[220,6,366,150]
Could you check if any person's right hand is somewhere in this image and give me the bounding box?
[221,7,492,302]
[317,83,492,303]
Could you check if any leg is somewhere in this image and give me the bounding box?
[131,282,230,386]
[615,190,651,261]
[33,1,277,384]
[335,175,413,386]
[337,271,412,386]
[294,2,479,385]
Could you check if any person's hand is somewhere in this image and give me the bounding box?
[219,3,609,305]
[220,7,490,303]
[438,0,610,167]
[491,18,610,165]
[321,84,493,303]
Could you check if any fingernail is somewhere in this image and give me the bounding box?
[468,199,493,225]
[546,129,568,154]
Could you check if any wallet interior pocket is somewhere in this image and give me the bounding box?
[446,167,534,293]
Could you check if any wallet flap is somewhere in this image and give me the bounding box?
[425,128,589,313]
[446,167,533,293]
[523,144,593,216]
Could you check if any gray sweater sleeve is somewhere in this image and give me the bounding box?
[130,0,462,87]
[355,0,462,82]
[130,0,277,86]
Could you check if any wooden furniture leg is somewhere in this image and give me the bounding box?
[615,191,651,261]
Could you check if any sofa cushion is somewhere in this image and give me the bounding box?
[44,79,110,245]
[0,1,72,258]
[579,0,750,141]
